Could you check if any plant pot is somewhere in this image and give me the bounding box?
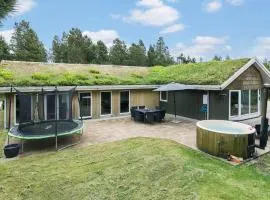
[4,144,20,158]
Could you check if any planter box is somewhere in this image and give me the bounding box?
[4,144,20,158]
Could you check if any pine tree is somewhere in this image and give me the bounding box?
[95,40,108,64]
[0,0,16,25]
[154,37,174,66]
[0,36,10,60]
[127,40,147,66]
[147,45,156,66]
[109,38,128,65]
[10,20,47,62]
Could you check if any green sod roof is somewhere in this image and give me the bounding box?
[0,58,250,87]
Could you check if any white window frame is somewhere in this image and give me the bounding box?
[160,91,168,102]
[78,92,92,119]
[100,91,112,116]
[14,94,33,125]
[44,93,70,120]
[120,90,130,114]
[229,89,260,120]
[4,96,6,129]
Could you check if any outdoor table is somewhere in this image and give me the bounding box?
[135,108,161,123]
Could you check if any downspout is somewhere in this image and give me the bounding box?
[259,87,268,149]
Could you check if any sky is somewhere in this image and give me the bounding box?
[1,0,270,60]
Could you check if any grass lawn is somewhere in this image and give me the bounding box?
[0,137,270,200]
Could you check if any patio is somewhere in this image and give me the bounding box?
[80,116,197,149]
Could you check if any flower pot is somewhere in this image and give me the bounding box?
[4,144,20,158]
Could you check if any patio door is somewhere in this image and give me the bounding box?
[45,94,69,120]
[45,94,56,120]
[79,93,91,118]
[229,90,240,118]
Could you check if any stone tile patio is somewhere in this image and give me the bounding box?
[80,116,197,149]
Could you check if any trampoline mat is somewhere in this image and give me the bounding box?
[9,120,83,139]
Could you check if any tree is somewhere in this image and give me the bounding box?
[95,40,108,64]
[225,55,231,60]
[10,20,47,62]
[127,40,147,66]
[0,0,16,25]
[109,38,128,65]
[0,36,10,60]
[52,28,96,64]
[212,55,222,61]
[147,45,156,66]
[154,37,174,66]
[177,53,196,64]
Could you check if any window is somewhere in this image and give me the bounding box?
[251,90,259,113]
[120,91,130,113]
[229,89,260,119]
[101,92,111,115]
[160,91,168,102]
[79,93,91,118]
[230,91,239,117]
[45,94,70,120]
[15,95,32,124]
[59,94,69,120]
[241,90,249,115]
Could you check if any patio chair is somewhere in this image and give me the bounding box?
[130,106,138,118]
[139,106,145,109]
[145,112,155,124]
[154,111,162,122]
[160,109,166,120]
[134,110,145,122]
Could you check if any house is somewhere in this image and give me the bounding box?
[159,58,270,121]
[0,57,269,129]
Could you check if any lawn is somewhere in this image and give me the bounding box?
[0,137,270,200]
[0,131,7,158]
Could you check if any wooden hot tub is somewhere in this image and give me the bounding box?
[196,120,256,159]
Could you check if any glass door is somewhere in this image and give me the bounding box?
[46,94,56,120]
[230,91,240,118]
[79,93,91,118]
[59,94,69,120]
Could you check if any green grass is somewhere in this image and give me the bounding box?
[0,137,270,200]
[0,58,250,86]
[0,131,7,158]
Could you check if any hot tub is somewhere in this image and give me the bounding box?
[196,120,256,159]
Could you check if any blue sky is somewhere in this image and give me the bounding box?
[1,0,270,60]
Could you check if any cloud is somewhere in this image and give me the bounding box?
[110,14,121,20]
[203,0,222,13]
[226,0,244,6]
[0,29,15,43]
[82,30,119,47]
[171,36,231,59]
[123,0,180,27]
[252,37,270,59]
[12,0,37,16]
[160,23,185,34]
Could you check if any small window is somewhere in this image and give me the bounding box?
[120,91,130,113]
[160,91,168,102]
[101,92,112,115]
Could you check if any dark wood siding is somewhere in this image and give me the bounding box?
[160,90,206,120]
[209,90,229,120]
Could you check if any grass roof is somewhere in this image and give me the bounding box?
[0,58,250,87]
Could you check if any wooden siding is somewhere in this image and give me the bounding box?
[130,90,159,108]
[226,66,263,90]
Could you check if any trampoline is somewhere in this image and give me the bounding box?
[6,86,84,152]
[8,120,83,140]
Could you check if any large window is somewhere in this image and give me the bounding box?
[45,94,69,120]
[230,89,260,119]
[120,91,130,113]
[15,95,32,124]
[79,93,91,118]
[160,91,168,102]
[101,92,111,115]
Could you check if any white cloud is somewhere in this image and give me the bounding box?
[0,29,15,43]
[123,0,180,27]
[82,30,119,47]
[252,37,270,59]
[204,0,222,13]
[172,36,230,59]
[226,0,244,6]
[12,0,37,16]
[160,23,185,34]
[110,14,121,20]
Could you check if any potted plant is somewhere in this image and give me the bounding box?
[4,144,20,158]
